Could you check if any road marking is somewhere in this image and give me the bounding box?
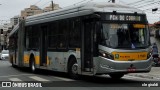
[97,74,157,81]
[29,76,50,81]
[9,78,22,81]
[0,74,34,78]
[123,75,155,81]
[53,76,75,81]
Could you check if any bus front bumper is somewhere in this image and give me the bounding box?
[94,57,152,75]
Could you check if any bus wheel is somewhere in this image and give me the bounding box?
[109,73,124,79]
[68,58,79,79]
[30,58,36,73]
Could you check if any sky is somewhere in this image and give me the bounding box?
[0,0,159,24]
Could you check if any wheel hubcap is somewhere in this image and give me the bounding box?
[72,64,78,74]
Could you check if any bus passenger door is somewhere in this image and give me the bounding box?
[40,26,47,66]
[82,21,94,72]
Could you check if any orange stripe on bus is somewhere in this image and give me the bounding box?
[23,55,49,65]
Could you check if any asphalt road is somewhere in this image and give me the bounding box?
[0,59,159,90]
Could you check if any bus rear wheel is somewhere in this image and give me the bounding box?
[109,73,124,79]
[68,58,79,79]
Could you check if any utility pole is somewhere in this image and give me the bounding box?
[51,0,54,11]
[112,0,115,3]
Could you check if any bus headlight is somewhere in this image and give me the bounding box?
[147,51,152,59]
[99,51,114,60]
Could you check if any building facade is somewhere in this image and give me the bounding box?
[0,23,12,50]
[10,15,20,26]
[43,3,61,12]
[21,5,44,19]
[21,3,61,18]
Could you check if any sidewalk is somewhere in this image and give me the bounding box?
[128,67,160,80]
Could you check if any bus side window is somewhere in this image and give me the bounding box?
[68,19,81,48]
[48,22,58,49]
[57,20,67,49]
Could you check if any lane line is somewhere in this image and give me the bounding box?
[123,75,155,81]
[0,74,34,78]
[29,76,50,81]
[9,78,22,81]
[53,76,75,81]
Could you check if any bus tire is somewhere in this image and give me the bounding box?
[30,57,36,73]
[109,73,124,79]
[68,58,79,79]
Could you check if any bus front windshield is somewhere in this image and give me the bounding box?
[100,23,150,49]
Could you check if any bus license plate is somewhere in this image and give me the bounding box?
[127,67,136,72]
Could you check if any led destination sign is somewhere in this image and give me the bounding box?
[101,14,146,22]
[109,15,141,21]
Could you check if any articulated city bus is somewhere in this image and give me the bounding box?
[9,2,152,79]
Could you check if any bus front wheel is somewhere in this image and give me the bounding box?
[68,58,79,79]
[109,73,124,79]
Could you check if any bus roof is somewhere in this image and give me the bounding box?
[26,2,145,26]
[9,23,19,37]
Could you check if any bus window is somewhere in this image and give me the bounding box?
[57,20,67,49]
[26,26,40,50]
[100,23,149,49]
[48,22,58,49]
[68,19,81,48]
